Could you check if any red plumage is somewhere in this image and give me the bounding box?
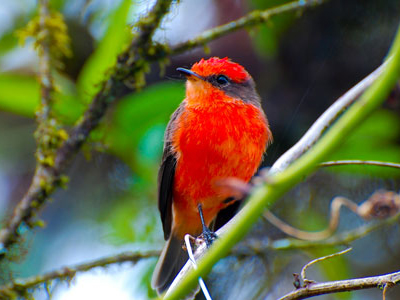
[152,57,272,294]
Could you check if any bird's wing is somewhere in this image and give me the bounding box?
[213,199,242,231]
[158,103,185,240]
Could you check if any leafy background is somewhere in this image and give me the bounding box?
[0,0,399,299]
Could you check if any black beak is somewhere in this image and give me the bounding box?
[176,67,204,80]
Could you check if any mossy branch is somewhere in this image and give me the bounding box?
[0,0,173,260]
[0,0,70,257]
[161,23,400,300]
[0,250,159,299]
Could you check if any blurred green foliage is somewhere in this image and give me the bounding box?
[0,0,399,299]
[77,0,132,104]
[0,73,85,122]
[251,0,296,57]
[326,109,400,176]
[0,74,39,117]
[105,82,183,175]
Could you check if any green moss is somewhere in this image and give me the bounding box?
[16,11,71,62]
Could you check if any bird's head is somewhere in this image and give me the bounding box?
[177,57,261,107]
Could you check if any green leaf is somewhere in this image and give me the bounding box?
[0,31,19,55]
[52,74,85,124]
[76,0,132,104]
[105,81,184,173]
[0,73,84,123]
[0,74,39,117]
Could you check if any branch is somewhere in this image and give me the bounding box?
[0,250,159,298]
[278,270,400,300]
[165,199,400,292]
[161,24,400,300]
[0,0,173,259]
[300,247,352,284]
[170,0,327,55]
[320,160,400,169]
[37,0,52,121]
[0,0,69,255]
[270,60,388,174]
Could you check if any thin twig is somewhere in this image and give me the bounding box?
[300,247,352,285]
[270,61,388,174]
[320,160,400,169]
[382,281,394,300]
[0,250,159,297]
[278,270,400,300]
[269,211,400,251]
[264,189,400,241]
[263,197,359,241]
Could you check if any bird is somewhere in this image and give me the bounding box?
[151,57,272,294]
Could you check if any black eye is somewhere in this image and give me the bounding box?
[216,75,229,85]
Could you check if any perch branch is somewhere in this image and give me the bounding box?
[0,250,159,298]
[162,25,400,300]
[164,199,400,291]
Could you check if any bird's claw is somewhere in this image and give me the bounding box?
[200,227,217,248]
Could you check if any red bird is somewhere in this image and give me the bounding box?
[152,57,272,293]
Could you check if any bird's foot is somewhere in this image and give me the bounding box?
[200,226,217,248]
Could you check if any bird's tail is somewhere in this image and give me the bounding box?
[152,234,188,295]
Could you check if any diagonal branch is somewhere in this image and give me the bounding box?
[270,60,388,174]
[162,52,395,297]
[161,24,400,300]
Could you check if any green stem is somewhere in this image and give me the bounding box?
[162,23,400,300]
